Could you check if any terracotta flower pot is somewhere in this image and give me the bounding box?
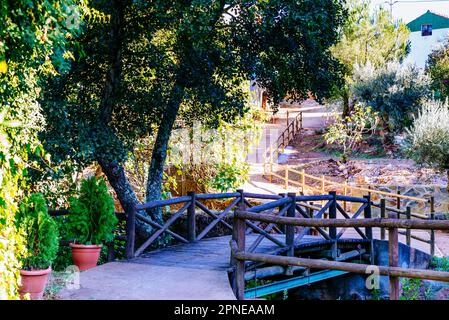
[70,243,102,271]
[19,267,51,300]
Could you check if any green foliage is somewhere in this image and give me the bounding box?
[15,193,59,270]
[68,176,117,245]
[351,61,431,131]
[370,289,382,300]
[427,38,449,101]
[400,278,423,300]
[0,0,84,299]
[40,0,346,209]
[330,0,410,104]
[404,100,449,177]
[332,1,410,75]
[430,256,449,272]
[325,104,378,162]
[211,162,249,193]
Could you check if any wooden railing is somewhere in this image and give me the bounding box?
[263,111,303,175]
[230,193,449,300]
[125,191,293,259]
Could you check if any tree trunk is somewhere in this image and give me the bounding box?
[447,170,449,193]
[96,0,153,240]
[342,89,350,118]
[98,158,153,240]
[145,88,185,221]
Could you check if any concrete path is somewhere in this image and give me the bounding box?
[56,235,323,300]
[241,99,330,196]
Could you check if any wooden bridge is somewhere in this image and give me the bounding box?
[57,190,449,300]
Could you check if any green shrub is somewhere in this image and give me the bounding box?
[400,278,423,300]
[324,103,378,162]
[430,256,449,272]
[210,162,249,193]
[351,61,431,132]
[426,38,449,101]
[403,99,449,190]
[68,176,117,245]
[15,193,59,270]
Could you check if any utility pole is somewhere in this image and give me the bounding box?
[384,0,399,17]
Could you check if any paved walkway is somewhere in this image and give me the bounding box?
[241,99,331,196]
[56,235,323,300]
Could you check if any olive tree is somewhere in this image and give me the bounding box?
[351,61,431,134]
[404,100,449,190]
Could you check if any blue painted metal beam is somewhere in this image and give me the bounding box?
[244,269,349,299]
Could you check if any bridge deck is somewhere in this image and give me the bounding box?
[56,229,443,300]
[56,235,324,300]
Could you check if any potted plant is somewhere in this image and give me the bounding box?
[15,193,59,299]
[68,176,117,271]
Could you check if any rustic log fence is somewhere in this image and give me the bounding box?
[126,190,296,259]
[264,156,437,254]
[51,187,444,300]
[229,193,449,300]
[263,111,303,182]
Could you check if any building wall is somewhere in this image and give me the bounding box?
[404,27,449,69]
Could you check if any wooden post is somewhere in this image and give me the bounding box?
[300,112,303,130]
[397,189,401,211]
[380,198,386,240]
[287,110,289,127]
[232,190,246,300]
[388,212,399,300]
[329,191,338,260]
[107,241,115,262]
[279,193,287,235]
[329,191,337,239]
[282,131,285,152]
[295,117,299,134]
[406,206,411,246]
[285,193,296,275]
[181,172,186,196]
[309,202,318,236]
[363,195,373,240]
[125,206,136,259]
[430,196,435,256]
[343,181,348,211]
[285,165,289,190]
[301,169,305,193]
[187,191,196,242]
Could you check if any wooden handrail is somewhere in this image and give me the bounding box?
[284,166,428,203]
[231,204,449,300]
[235,210,449,230]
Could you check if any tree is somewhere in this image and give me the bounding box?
[0,0,83,299]
[351,61,431,134]
[330,0,410,116]
[404,100,449,191]
[40,0,346,238]
[324,103,378,162]
[426,38,449,101]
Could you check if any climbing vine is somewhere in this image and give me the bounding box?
[0,0,86,299]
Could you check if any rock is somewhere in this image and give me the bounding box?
[433,286,449,300]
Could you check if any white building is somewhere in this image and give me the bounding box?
[404,10,449,69]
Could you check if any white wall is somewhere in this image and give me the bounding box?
[404,27,449,69]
